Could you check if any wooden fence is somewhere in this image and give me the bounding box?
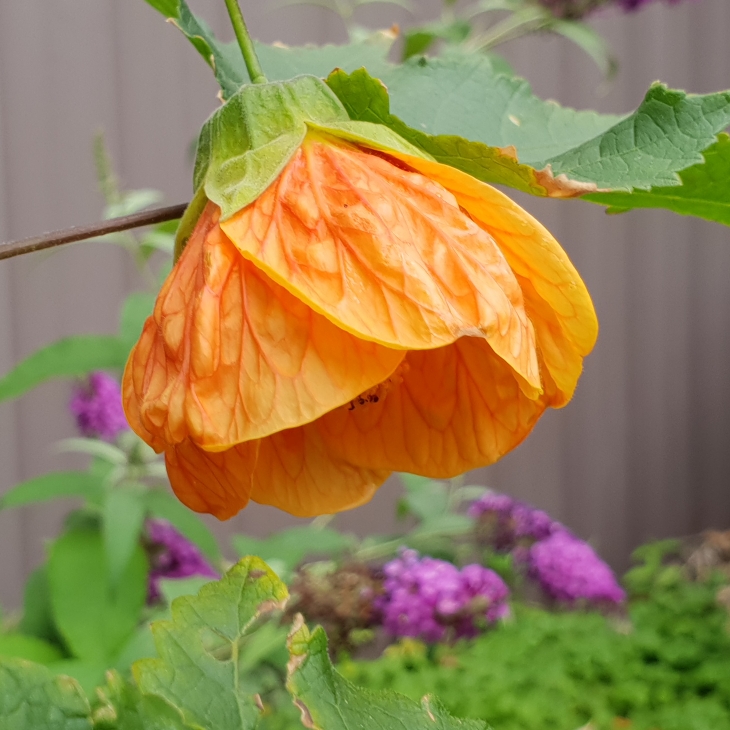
[0,0,728,608]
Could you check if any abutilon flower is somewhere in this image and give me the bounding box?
[122,75,598,520]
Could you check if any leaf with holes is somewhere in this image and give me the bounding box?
[286,616,488,730]
[132,557,288,730]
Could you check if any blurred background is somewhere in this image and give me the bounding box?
[0,0,729,609]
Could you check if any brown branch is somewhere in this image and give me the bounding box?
[0,203,188,262]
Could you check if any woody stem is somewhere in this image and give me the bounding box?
[223,0,268,84]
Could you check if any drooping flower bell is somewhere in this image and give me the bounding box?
[123,75,598,520]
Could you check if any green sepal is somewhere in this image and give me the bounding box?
[173,186,208,262]
[193,75,428,222]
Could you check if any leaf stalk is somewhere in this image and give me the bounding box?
[223,0,268,84]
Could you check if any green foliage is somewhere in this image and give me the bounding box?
[133,557,288,730]
[0,635,64,664]
[232,526,355,581]
[0,659,91,730]
[0,336,128,404]
[585,133,730,225]
[286,616,488,730]
[0,472,104,510]
[341,560,730,730]
[142,0,393,98]
[47,528,148,665]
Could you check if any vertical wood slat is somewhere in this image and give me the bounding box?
[1,0,730,609]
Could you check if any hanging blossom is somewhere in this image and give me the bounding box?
[146,519,219,603]
[122,76,597,521]
[70,371,129,442]
[528,530,626,605]
[377,550,510,642]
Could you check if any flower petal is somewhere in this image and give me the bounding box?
[220,137,540,390]
[124,203,404,451]
[165,438,259,520]
[165,424,388,520]
[385,153,598,403]
[319,337,558,478]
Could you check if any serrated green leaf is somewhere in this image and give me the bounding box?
[104,486,148,589]
[584,133,730,224]
[327,67,598,197]
[48,528,148,664]
[543,84,730,189]
[0,336,127,403]
[0,635,64,664]
[47,661,107,701]
[143,0,393,99]
[145,490,221,564]
[133,557,289,730]
[286,617,488,730]
[0,658,91,730]
[0,471,104,510]
[119,293,156,351]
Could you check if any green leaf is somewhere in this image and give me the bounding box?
[550,20,617,79]
[543,84,730,189]
[103,486,148,589]
[286,616,488,730]
[143,0,393,99]
[327,67,599,197]
[0,658,91,730]
[133,557,289,730]
[94,671,188,730]
[47,661,107,701]
[403,19,472,60]
[0,635,64,664]
[145,490,221,564]
[119,293,156,351]
[20,567,60,645]
[0,336,127,403]
[584,133,730,225]
[48,528,148,664]
[0,472,104,510]
[232,527,355,578]
[370,55,624,164]
[402,481,450,523]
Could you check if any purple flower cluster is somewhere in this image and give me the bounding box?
[537,0,692,18]
[378,550,509,642]
[69,371,128,442]
[469,492,625,606]
[146,519,219,603]
[529,531,626,605]
[469,493,556,551]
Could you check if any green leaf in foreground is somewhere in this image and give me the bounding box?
[584,133,730,225]
[327,68,597,198]
[0,336,127,403]
[543,84,730,190]
[0,471,104,510]
[0,635,63,664]
[133,557,289,730]
[286,615,488,730]
[0,658,91,730]
[48,528,148,664]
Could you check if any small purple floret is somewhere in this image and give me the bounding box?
[69,371,128,442]
[469,493,558,550]
[146,519,219,603]
[378,550,509,643]
[528,530,626,605]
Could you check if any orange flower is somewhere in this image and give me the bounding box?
[123,133,597,519]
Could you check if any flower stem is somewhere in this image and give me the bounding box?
[223,0,267,84]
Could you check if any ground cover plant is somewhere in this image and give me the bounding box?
[1,0,728,728]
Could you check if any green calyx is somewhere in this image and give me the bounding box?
[180,74,429,256]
